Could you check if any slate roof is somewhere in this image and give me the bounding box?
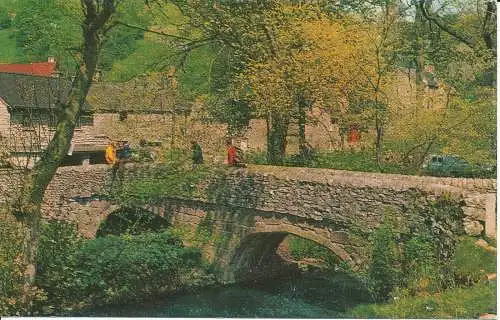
[87,82,165,113]
[0,72,89,111]
[87,82,190,114]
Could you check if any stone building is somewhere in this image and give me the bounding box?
[0,59,448,167]
[0,59,108,167]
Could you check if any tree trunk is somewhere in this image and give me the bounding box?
[297,98,307,157]
[267,111,289,165]
[13,0,118,308]
[414,2,426,110]
[375,115,384,172]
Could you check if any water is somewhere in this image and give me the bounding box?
[72,272,373,318]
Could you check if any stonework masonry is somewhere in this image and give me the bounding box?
[0,164,496,282]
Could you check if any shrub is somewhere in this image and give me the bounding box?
[368,217,400,301]
[74,231,202,305]
[0,211,28,315]
[36,224,203,310]
[287,235,339,267]
[96,207,171,237]
[402,234,445,295]
[0,211,46,316]
[36,221,84,312]
[112,161,218,206]
[349,281,496,319]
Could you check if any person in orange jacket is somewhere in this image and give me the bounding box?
[105,141,117,165]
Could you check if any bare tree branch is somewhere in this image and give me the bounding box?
[115,20,195,41]
[417,0,477,50]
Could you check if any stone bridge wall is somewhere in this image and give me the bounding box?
[0,164,495,239]
[0,164,496,281]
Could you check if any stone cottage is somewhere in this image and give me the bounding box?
[0,60,108,167]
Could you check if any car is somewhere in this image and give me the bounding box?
[422,155,495,178]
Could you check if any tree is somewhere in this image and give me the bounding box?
[232,12,378,163]
[13,0,83,72]
[163,0,295,164]
[383,0,496,170]
[12,0,123,308]
[417,0,496,86]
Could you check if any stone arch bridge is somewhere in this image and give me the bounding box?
[0,164,496,282]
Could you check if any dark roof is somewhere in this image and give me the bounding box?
[0,62,57,76]
[87,82,191,114]
[0,72,78,110]
[87,82,166,113]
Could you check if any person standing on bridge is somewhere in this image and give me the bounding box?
[191,140,204,169]
[226,139,245,167]
[105,141,117,165]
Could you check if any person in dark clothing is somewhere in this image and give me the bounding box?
[118,141,132,161]
[191,141,203,168]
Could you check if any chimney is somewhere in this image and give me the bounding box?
[48,56,55,63]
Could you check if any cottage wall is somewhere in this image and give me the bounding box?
[0,99,10,137]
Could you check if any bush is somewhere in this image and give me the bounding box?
[36,223,203,311]
[244,151,268,165]
[349,281,496,319]
[368,217,400,301]
[0,212,28,315]
[402,234,446,295]
[96,207,171,237]
[287,235,339,267]
[36,221,84,312]
[112,161,218,206]
[74,231,202,305]
[0,211,46,316]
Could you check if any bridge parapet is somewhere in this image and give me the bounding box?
[0,164,495,282]
[0,164,495,239]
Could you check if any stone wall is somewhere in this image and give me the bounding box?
[0,99,9,136]
[0,164,495,238]
[0,164,495,280]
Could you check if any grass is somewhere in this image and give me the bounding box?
[348,281,496,319]
[349,236,497,318]
[452,237,497,283]
[245,150,408,174]
[0,28,22,63]
[313,150,406,174]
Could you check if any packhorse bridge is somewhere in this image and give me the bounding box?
[0,164,496,282]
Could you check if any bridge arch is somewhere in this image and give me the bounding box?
[96,206,171,237]
[226,227,355,282]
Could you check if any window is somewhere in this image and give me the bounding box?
[10,109,57,127]
[77,114,94,127]
[10,110,26,125]
[119,111,128,121]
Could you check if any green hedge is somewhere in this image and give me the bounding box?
[36,222,202,311]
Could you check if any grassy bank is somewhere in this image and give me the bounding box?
[348,281,496,318]
[246,150,408,174]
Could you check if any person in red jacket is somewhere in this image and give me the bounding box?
[226,139,238,166]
